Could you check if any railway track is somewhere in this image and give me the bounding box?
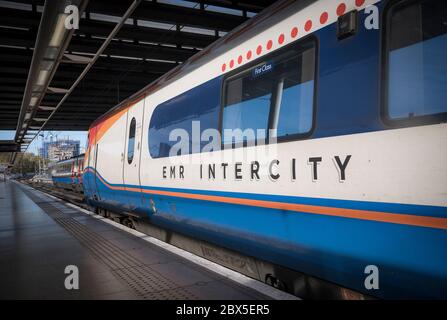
[24,181,89,210]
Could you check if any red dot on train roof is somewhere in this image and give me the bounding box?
[355,0,365,7]
[320,12,328,24]
[246,50,252,60]
[304,20,312,32]
[291,27,298,38]
[256,45,262,55]
[337,3,346,16]
[278,34,285,45]
[221,63,226,72]
[238,55,243,64]
[229,59,234,68]
[266,40,273,50]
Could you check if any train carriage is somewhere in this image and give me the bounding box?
[82,0,447,299]
[51,154,85,193]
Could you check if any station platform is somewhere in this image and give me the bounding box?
[0,179,278,300]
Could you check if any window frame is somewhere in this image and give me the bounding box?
[127,117,136,164]
[381,0,447,127]
[148,78,222,159]
[219,35,318,149]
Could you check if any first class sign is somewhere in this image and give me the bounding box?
[162,155,352,182]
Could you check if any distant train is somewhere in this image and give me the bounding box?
[50,154,84,193]
[75,0,446,299]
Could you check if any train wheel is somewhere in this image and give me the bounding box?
[265,274,287,291]
[122,218,135,229]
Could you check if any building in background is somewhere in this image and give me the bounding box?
[39,139,80,162]
[38,141,52,159]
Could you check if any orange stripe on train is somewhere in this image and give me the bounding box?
[84,168,447,231]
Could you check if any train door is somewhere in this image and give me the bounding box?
[84,131,102,202]
[71,161,75,185]
[123,99,145,211]
[78,157,83,193]
[93,143,101,200]
[83,134,92,196]
[93,112,128,206]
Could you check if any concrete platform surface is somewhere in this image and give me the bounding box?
[0,180,270,300]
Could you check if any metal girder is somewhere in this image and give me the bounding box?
[68,36,198,61]
[38,106,57,111]
[0,0,276,134]
[1,65,164,84]
[85,0,247,32]
[13,0,89,144]
[184,0,269,12]
[0,28,198,62]
[61,53,93,64]
[0,7,218,48]
[47,87,70,94]
[0,141,20,153]
[1,0,249,31]
[20,0,143,156]
[78,19,216,48]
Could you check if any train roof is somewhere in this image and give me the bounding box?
[52,153,85,165]
[90,0,314,128]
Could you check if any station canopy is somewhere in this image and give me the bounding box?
[0,0,277,134]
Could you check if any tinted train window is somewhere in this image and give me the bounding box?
[385,0,447,122]
[127,117,136,164]
[149,79,221,158]
[222,40,315,145]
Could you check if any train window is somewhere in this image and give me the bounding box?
[274,47,315,138]
[222,39,316,146]
[149,79,221,158]
[222,73,272,145]
[384,0,447,123]
[127,117,136,164]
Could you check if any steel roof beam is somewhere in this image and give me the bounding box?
[0,0,276,137]
[61,53,93,64]
[86,0,245,31]
[184,0,267,12]
[10,0,89,164]
[0,28,198,62]
[0,7,218,48]
[1,0,248,31]
[78,19,217,48]
[21,0,143,155]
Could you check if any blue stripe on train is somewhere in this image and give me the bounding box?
[85,167,447,218]
[83,169,447,299]
[52,176,73,184]
[52,176,81,185]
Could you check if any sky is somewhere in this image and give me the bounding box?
[0,130,88,155]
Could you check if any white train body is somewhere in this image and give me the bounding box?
[83,0,447,299]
